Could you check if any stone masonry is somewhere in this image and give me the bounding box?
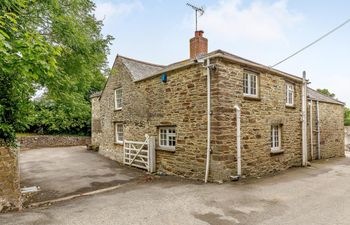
[210,58,303,180]
[0,147,21,212]
[307,89,345,160]
[17,135,91,149]
[92,47,344,182]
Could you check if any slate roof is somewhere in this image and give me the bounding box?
[120,56,165,81]
[93,51,344,106]
[90,91,101,98]
[307,88,344,105]
[120,50,304,83]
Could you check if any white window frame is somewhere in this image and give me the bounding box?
[159,127,176,150]
[115,123,124,144]
[114,87,123,110]
[286,83,295,106]
[243,71,259,97]
[271,125,282,153]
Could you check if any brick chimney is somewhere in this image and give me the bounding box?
[190,30,208,59]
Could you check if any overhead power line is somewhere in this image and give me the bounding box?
[271,17,350,68]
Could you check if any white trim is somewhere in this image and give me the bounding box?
[243,71,258,97]
[158,127,176,150]
[115,123,124,144]
[114,88,123,110]
[271,125,282,153]
[286,83,295,106]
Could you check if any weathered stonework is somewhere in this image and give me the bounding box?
[318,103,344,158]
[307,99,345,159]
[92,51,344,182]
[17,135,91,149]
[0,147,21,212]
[210,58,303,180]
[91,95,102,146]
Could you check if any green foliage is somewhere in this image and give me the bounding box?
[1,0,112,144]
[0,0,60,146]
[26,99,91,135]
[345,108,350,126]
[316,89,336,98]
[18,0,112,136]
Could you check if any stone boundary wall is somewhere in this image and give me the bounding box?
[346,126,350,151]
[17,135,91,149]
[0,147,21,212]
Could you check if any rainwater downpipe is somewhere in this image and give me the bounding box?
[309,100,313,161]
[231,105,241,180]
[204,58,212,183]
[316,101,321,159]
[302,71,308,166]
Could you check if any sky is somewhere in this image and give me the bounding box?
[93,0,350,106]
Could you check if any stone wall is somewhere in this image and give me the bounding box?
[97,57,208,179]
[91,96,102,146]
[210,58,303,180]
[0,147,21,212]
[17,135,91,149]
[94,56,306,182]
[319,103,344,158]
[93,55,345,182]
[307,102,344,159]
[345,126,350,151]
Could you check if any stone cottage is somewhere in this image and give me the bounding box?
[91,31,345,182]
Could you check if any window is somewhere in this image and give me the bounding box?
[115,123,124,144]
[159,127,176,149]
[271,125,282,152]
[114,88,123,110]
[243,71,258,97]
[286,83,294,106]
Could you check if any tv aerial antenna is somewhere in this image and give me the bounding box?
[186,2,205,31]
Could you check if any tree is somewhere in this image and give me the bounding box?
[0,0,59,146]
[345,108,350,126]
[20,0,113,135]
[316,89,336,98]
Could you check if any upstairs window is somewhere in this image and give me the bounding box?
[243,71,258,97]
[159,127,176,149]
[115,123,124,144]
[286,83,295,106]
[115,87,123,110]
[271,125,282,152]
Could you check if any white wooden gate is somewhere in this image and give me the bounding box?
[123,134,156,173]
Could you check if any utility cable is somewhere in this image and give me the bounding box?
[271,17,350,68]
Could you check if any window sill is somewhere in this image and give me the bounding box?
[243,95,261,101]
[114,142,123,146]
[285,105,295,109]
[156,147,176,152]
[270,149,284,155]
[114,108,122,112]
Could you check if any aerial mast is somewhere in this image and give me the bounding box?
[186,2,205,31]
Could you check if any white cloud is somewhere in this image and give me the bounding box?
[94,0,143,21]
[198,0,303,42]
